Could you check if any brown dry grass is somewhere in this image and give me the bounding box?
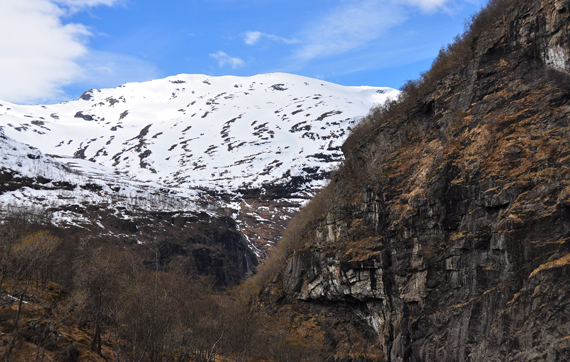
[529,253,570,278]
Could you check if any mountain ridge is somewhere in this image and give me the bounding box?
[0,72,398,254]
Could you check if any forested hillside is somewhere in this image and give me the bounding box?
[0,208,307,361]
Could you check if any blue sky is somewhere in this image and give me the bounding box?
[0,0,486,104]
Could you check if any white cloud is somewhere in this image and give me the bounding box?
[53,0,122,13]
[210,51,245,69]
[397,0,449,12]
[0,1,88,104]
[293,0,406,63]
[287,0,453,67]
[0,0,122,104]
[243,31,298,46]
[54,0,119,5]
[244,31,263,45]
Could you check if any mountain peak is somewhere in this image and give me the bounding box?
[0,73,398,251]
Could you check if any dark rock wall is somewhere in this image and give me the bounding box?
[121,211,258,288]
[263,0,570,360]
[78,208,257,288]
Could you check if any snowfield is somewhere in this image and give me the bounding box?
[0,73,398,247]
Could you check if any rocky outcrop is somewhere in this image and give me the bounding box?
[260,0,570,360]
[135,214,259,288]
[65,205,257,288]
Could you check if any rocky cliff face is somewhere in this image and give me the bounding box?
[261,0,570,360]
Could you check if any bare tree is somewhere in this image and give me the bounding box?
[4,231,61,362]
[73,245,123,355]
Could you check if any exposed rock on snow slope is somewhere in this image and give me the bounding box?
[0,73,398,253]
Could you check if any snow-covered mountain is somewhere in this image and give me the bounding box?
[0,73,398,253]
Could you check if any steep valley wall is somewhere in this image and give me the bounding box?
[260,0,570,360]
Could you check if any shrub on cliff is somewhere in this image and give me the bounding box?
[341,0,516,186]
